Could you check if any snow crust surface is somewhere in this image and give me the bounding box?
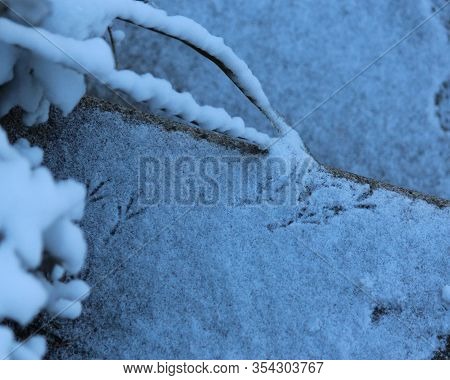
[13,104,447,360]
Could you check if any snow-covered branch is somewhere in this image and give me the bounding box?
[116,1,298,138]
[0,16,273,146]
[0,0,310,149]
[0,129,88,359]
[0,0,309,360]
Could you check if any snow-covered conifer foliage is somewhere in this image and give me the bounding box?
[0,128,88,359]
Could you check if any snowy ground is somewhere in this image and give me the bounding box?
[92,0,450,199]
[4,99,449,359]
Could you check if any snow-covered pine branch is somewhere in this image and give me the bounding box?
[0,129,88,359]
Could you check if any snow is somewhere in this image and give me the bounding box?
[0,0,449,361]
[107,0,450,199]
[33,59,86,116]
[0,326,46,360]
[0,0,286,147]
[443,286,450,304]
[44,219,87,274]
[0,126,88,359]
[14,100,447,360]
[2,0,51,26]
[13,138,43,168]
[0,42,16,86]
[112,29,126,44]
[0,246,47,325]
[115,0,291,136]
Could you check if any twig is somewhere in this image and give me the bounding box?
[107,26,119,68]
[117,17,290,135]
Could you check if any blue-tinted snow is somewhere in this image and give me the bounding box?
[28,104,449,359]
[98,0,450,199]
